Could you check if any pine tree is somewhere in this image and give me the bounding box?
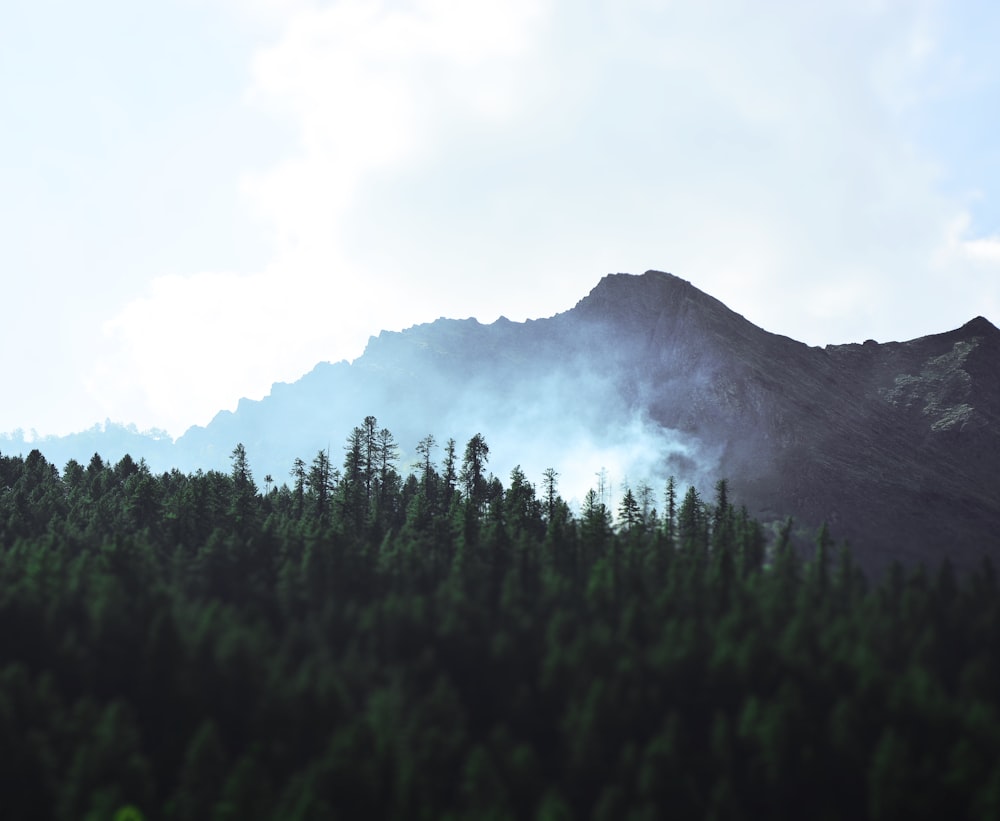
[678,485,706,552]
[581,488,612,549]
[618,488,640,534]
[362,416,379,503]
[505,466,541,538]
[371,427,401,530]
[307,449,338,522]
[229,443,257,531]
[415,434,437,493]
[711,479,734,554]
[341,427,366,528]
[542,468,559,522]
[636,481,655,532]
[459,434,490,514]
[289,458,307,519]
[442,438,458,506]
[664,476,678,546]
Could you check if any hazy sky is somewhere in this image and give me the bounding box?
[3,0,999,439]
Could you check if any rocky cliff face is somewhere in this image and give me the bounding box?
[15,270,999,574]
[560,272,999,572]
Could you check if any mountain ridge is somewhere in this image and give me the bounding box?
[4,270,997,574]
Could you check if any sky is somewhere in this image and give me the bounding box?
[2,0,999,440]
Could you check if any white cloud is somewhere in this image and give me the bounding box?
[240,0,548,239]
[963,234,1000,265]
[95,0,552,435]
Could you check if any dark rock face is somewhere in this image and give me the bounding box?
[14,270,998,574]
[561,272,1000,573]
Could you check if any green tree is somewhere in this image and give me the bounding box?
[341,427,367,528]
[460,434,490,514]
[617,487,640,534]
[307,449,337,522]
[441,438,458,505]
[229,444,257,530]
[581,489,611,555]
[289,457,307,519]
[636,481,655,531]
[678,485,706,552]
[664,475,678,545]
[362,415,379,502]
[542,467,559,522]
[375,426,400,515]
[505,466,541,538]
[415,434,437,493]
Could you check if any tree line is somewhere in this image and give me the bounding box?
[0,417,998,819]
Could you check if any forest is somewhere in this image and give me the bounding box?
[0,416,998,820]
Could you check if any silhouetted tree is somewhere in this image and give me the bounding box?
[618,487,640,533]
[678,485,706,552]
[542,468,559,522]
[442,438,458,506]
[290,458,307,519]
[230,443,257,530]
[307,449,337,522]
[664,475,678,545]
[460,434,490,514]
[415,434,437,493]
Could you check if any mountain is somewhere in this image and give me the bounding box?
[6,271,998,574]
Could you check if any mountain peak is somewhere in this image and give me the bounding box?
[574,270,734,322]
[585,269,693,299]
[569,270,774,359]
[959,316,999,337]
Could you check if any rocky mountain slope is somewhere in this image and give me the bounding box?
[8,271,998,573]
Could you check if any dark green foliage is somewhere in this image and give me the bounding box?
[460,433,490,514]
[0,435,997,820]
[617,486,640,533]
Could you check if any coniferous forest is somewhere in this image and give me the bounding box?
[1,417,999,820]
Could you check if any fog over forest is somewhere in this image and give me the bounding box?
[4,269,999,577]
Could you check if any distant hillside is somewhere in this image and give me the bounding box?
[5,270,998,573]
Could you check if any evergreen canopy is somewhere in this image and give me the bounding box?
[0,422,997,820]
